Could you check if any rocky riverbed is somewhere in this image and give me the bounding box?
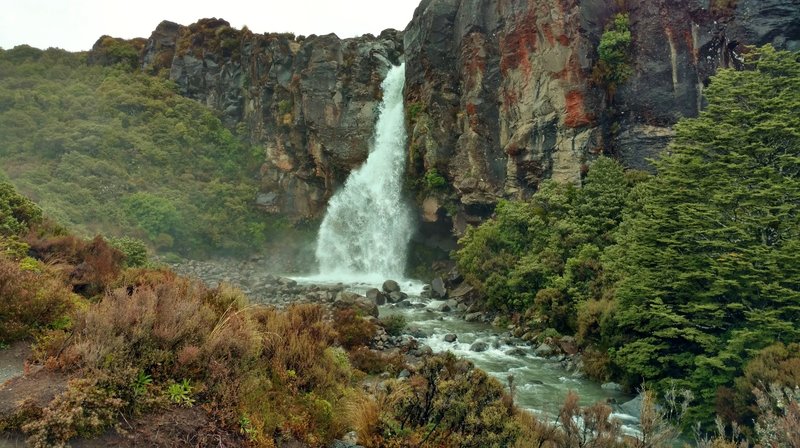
[169,257,642,422]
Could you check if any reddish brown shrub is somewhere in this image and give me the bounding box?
[333,308,377,350]
[26,234,123,297]
[0,256,75,343]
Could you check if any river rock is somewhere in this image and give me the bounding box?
[365,288,386,305]
[534,343,558,357]
[444,333,458,343]
[387,291,406,303]
[334,291,378,317]
[414,345,433,357]
[382,280,401,294]
[601,382,623,391]
[431,276,447,299]
[449,283,476,303]
[506,348,528,357]
[445,267,463,286]
[465,312,483,322]
[470,341,489,352]
[277,277,297,287]
[557,336,578,355]
[620,393,644,416]
[437,303,452,313]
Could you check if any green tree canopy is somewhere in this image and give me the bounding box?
[609,46,800,423]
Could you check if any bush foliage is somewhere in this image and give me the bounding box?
[0,46,275,256]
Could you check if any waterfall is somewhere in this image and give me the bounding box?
[314,64,414,283]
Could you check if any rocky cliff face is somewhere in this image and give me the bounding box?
[90,2,798,233]
[134,18,403,218]
[403,0,799,234]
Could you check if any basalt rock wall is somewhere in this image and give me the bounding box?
[403,0,799,233]
[90,2,799,232]
[132,18,403,218]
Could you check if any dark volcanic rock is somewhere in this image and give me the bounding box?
[431,276,447,299]
[470,341,489,353]
[133,19,404,219]
[382,279,401,294]
[402,0,800,235]
[88,4,799,234]
[366,288,387,305]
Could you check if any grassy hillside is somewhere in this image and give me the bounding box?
[0,45,279,257]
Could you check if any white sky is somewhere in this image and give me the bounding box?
[0,0,421,52]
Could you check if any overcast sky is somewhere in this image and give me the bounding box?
[0,0,421,52]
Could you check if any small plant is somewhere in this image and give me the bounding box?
[407,102,424,122]
[132,371,152,398]
[381,315,406,337]
[239,415,258,441]
[278,99,293,114]
[167,379,195,407]
[424,169,447,191]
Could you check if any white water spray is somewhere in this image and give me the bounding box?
[314,64,414,283]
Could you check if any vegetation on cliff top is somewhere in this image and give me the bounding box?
[0,45,281,257]
[456,45,800,441]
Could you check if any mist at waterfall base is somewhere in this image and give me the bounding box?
[312,64,414,285]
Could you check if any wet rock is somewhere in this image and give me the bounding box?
[506,348,528,357]
[470,341,489,352]
[444,333,458,343]
[382,280,401,294]
[406,327,428,338]
[387,291,406,303]
[414,345,433,357]
[450,283,476,303]
[277,277,297,287]
[366,288,386,306]
[534,343,558,357]
[445,267,463,286]
[601,382,623,392]
[431,277,447,299]
[334,291,379,317]
[620,393,644,416]
[437,303,452,313]
[465,312,483,322]
[557,336,578,355]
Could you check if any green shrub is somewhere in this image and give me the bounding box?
[381,314,406,336]
[108,236,148,267]
[593,13,633,95]
[0,181,42,235]
[423,168,447,191]
[407,102,424,122]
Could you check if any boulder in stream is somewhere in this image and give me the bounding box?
[444,333,458,343]
[382,279,401,293]
[365,288,386,305]
[601,382,623,391]
[431,276,447,299]
[334,291,379,317]
[470,341,489,352]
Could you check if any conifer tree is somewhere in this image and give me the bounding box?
[609,46,800,423]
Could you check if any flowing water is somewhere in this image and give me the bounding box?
[308,64,639,430]
[314,64,413,285]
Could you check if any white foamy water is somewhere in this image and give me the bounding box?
[314,64,413,281]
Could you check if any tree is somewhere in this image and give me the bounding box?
[609,46,800,425]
